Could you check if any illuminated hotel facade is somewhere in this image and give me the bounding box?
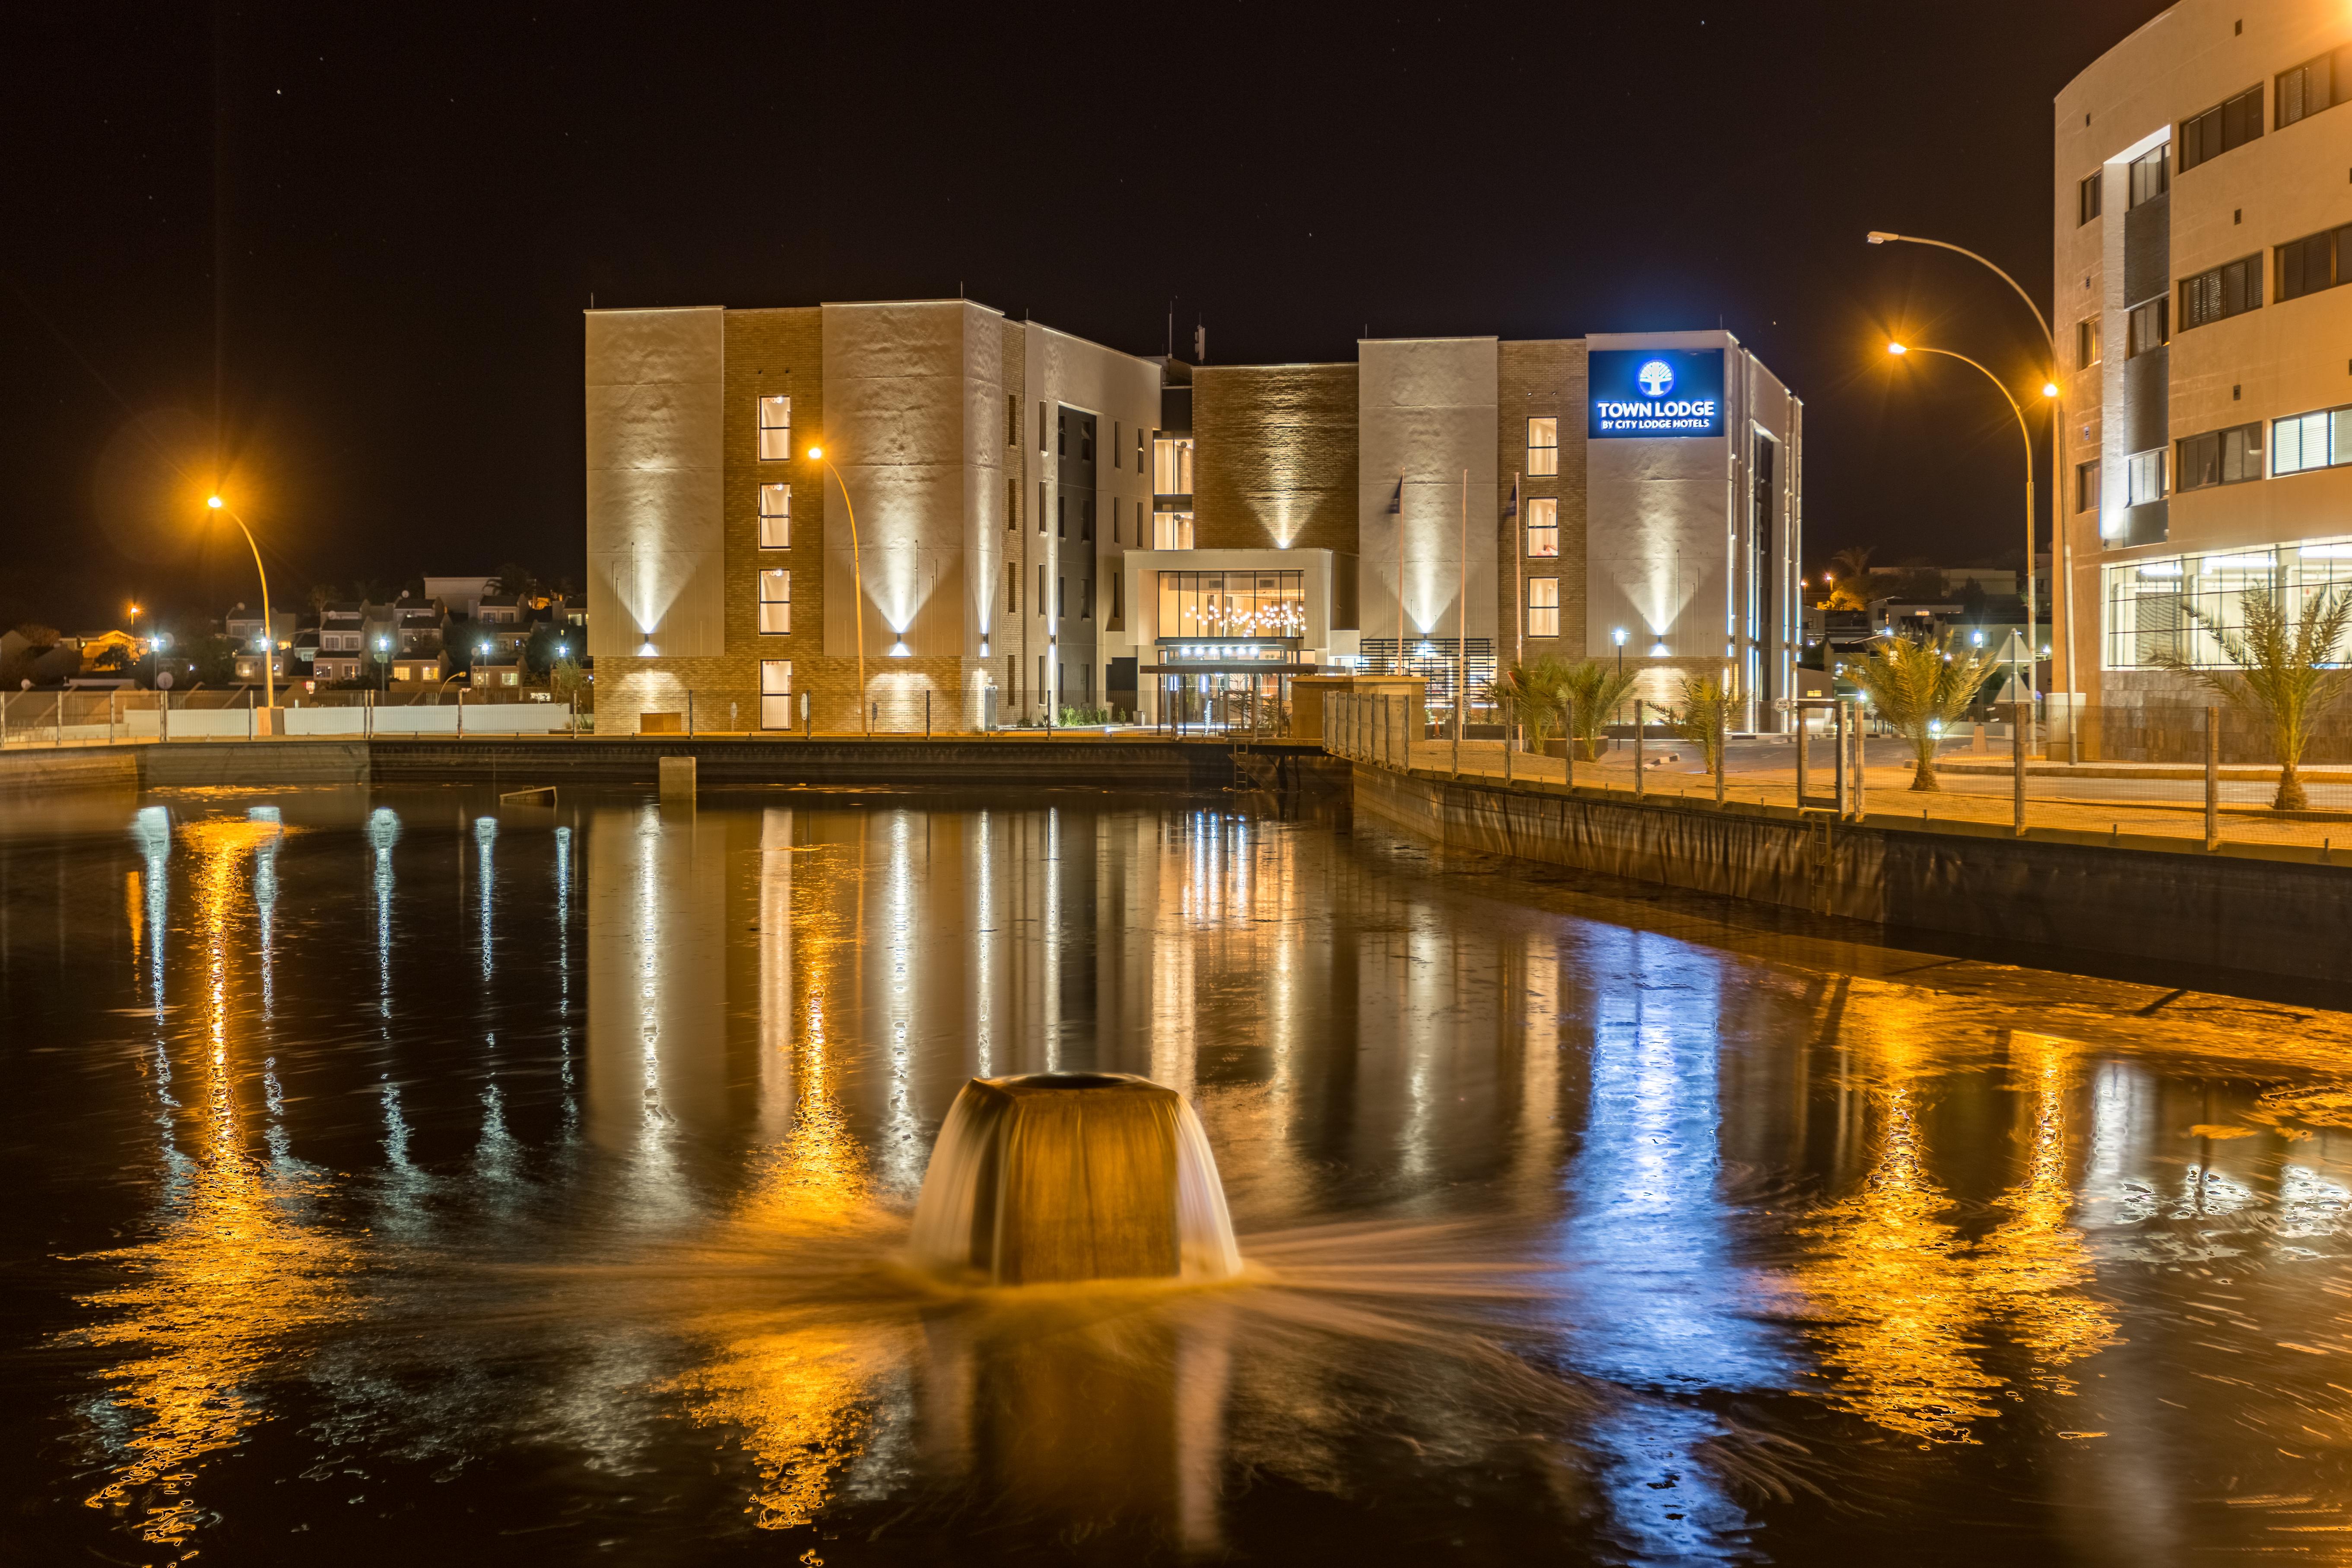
[585,303,1802,733]
[2059,0,2352,708]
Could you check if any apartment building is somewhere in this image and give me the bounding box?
[2060,0,2352,707]
[586,303,1801,733]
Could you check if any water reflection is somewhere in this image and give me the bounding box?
[32,790,2352,1562]
[73,815,355,1547]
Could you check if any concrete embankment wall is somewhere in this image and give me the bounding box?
[1351,764,2352,987]
[2,736,1252,795]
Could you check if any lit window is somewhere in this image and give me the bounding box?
[1524,496,1558,558]
[2077,170,2103,225]
[1527,417,1559,476]
[759,568,791,634]
[2129,143,2168,206]
[761,660,793,729]
[2075,459,2101,512]
[757,395,791,460]
[1527,577,1560,638]
[2127,297,2168,357]
[2126,448,2168,506]
[759,483,790,548]
[2076,317,2101,368]
[1154,438,1194,495]
[1154,511,1195,549]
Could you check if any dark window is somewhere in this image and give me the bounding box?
[1006,393,1018,446]
[1080,417,1093,461]
[1111,569,1124,622]
[1081,498,1093,540]
[1038,480,1047,533]
[2127,296,2169,357]
[2129,144,2169,206]
[2179,253,2263,329]
[2177,422,2265,492]
[2279,224,2352,301]
[1038,563,1046,612]
[1038,400,1047,452]
[2078,171,2103,225]
[1057,494,1066,537]
[2179,85,2263,172]
[2278,46,2352,127]
[1006,562,1018,613]
[1112,420,1120,467]
[2076,459,2101,513]
[1057,411,1066,456]
[1081,578,1092,619]
[1057,576,1066,619]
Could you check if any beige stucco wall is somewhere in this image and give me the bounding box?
[585,307,725,662]
[1358,338,1500,647]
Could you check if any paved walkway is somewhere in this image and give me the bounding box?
[1378,737,2352,851]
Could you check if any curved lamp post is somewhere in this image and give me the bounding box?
[1868,230,2073,755]
[1884,342,2057,749]
[805,445,869,735]
[206,494,276,715]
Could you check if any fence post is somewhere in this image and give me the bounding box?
[688,691,696,738]
[109,691,116,746]
[2011,701,2028,836]
[1565,700,1576,791]
[1852,701,1867,821]
[2205,704,2221,852]
[457,687,465,738]
[1796,706,1810,806]
[247,687,255,741]
[925,689,932,740]
[1833,701,1849,818]
[1633,701,1645,796]
[1502,698,1513,784]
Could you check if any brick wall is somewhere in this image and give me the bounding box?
[1496,341,1588,671]
[1192,364,1359,552]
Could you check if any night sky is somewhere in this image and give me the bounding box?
[6,1,2171,635]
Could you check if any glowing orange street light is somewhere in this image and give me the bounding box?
[206,494,277,716]
[804,446,870,733]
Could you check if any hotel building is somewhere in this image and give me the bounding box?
[2059,0,2352,708]
[585,303,1802,733]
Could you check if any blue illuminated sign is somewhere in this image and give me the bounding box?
[1588,349,1727,439]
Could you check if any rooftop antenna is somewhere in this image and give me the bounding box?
[1167,298,1174,358]
[1193,317,1206,365]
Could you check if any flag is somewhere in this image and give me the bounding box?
[1385,476,1402,515]
[1502,472,1519,520]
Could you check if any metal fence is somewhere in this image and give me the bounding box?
[1321,691,2352,854]
[0,686,590,746]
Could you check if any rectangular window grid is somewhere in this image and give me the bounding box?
[2179,85,2263,173]
[2177,423,2264,492]
[759,483,790,548]
[2101,544,2352,669]
[2180,254,2262,330]
[758,569,790,634]
[1526,417,1559,477]
[2274,405,2352,476]
[1526,577,1560,638]
[757,395,792,460]
[760,660,793,730]
[1525,496,1559,557]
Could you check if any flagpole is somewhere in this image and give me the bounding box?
[1393,471,1406,677]
[1453,465,1466,776]
[1511,470,1522,669]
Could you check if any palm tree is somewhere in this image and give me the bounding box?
[1559,658,1640,762]
[1672,672,1738,801]
[1824,545,1876,611]
[2152,584,2352,812]
[1485,656,1572,752]
[1846,629,2000,791]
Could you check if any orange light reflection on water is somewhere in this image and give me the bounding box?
[71,818,357,1546]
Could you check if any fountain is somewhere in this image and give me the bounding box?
[910,1073,1242,1285]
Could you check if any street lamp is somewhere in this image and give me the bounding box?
[1612,625,1626,674]
[1884,340,2058,748]
[805,444,870,733]
[207,494,276,715]
[1868,229,2074,755]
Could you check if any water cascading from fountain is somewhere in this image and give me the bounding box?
[909,1073,1242,1285]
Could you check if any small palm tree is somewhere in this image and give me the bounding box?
[1560,659,1640,762]
[1846,629,2000,791]
[1672,672,1738,801]
[1486,656,1572,752]
[2152,584,2352,812]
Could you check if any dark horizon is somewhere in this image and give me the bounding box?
[5,1,2170,634]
